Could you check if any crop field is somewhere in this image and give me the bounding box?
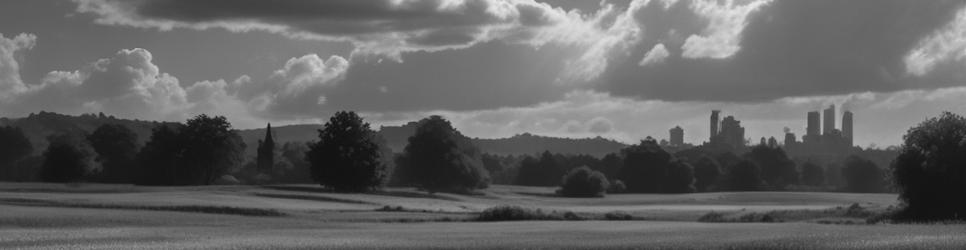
[1,183,964,249]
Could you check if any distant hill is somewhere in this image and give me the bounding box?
[0,111,176,152]
[1,112,629,158]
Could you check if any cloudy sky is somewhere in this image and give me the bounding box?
[2,0,966,147]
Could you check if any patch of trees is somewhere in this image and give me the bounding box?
[394,115,490,193]
[87,124,138,183]
[137,115,245,185]
[0,126,34,181]
[40,134,97,183]
[891,112,966,220]
[618,138,695,193]
[841,155,885,193]
[306,111,387,192]
[745,145,797,189]
[800,162,825,186]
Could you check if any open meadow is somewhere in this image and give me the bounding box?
[2,182,965,249]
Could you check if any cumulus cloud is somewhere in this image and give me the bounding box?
[0,33,353,126]
[72,0,591,58]
[0,33,36,99]
[639,43,670,66]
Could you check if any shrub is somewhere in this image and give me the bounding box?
[306,111,387,192]
[477,206,549,221]
[608,180,627,193]
[557,166,609,197]
[604,211,634,220]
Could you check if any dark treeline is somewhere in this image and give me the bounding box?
[2,111,966,221]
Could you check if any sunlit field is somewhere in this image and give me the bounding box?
[2,182,965,249]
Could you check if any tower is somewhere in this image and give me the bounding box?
[669,126,684,146]
[842,111,853,147]
[257,123,275,172]
[823,104,836,135]
[710,110,720,142]
[806,111,820,136]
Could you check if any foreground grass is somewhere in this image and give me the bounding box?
[0,197,286,216]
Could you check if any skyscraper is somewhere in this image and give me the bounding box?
[807,111,820,136]
[718,116,745,149]
[710,110,720,142]
[669,126,684,146]
[842,111,853,147]
[823,104,836,135]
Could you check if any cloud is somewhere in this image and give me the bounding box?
[71,0,591,58]
[0,33,36,99]
[639,43,670,66]
[0,33,354,127]
[595,0,966,102]
[906,6,966,76]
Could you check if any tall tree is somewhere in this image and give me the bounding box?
[136,125,182,185]
[40,134,96,183]
[395,115,489,193]
[745,145,797,189]
[892,112,966,220]
[180,114,245,185]
[693,156,722,192]
[0,126,33,181]
[306,111,386,192]
[88,124,138,183]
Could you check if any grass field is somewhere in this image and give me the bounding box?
[1,182,964,249]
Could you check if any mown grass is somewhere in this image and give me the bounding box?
[0,198,286,217]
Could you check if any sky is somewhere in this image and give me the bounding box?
[2,0,966,147]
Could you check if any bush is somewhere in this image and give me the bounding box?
[306,111,387,192]
[892,112,966,221]
[604,211,634,220]
[557,166,609,197]
[476,205,585,221]
[608,180,627,193]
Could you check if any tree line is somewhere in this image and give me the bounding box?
[1,111,965,221]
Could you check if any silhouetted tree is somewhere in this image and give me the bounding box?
[666,159,696,193]
[599,153,622,180]
[842,155,884,193]
[395,115,489,193]
[723,159,763,191]
[620,138,671,193]
[136,125,182,185]
[256,123,276,172]
[0,126,33,181]
[515,151,565,186]
[693,156,721,192]
[306,111,386,192]
[892,112,966,220]
[745,145,797,189]
[619,138,693,193]
[88,124,138,183]
[800,162,825,186]
[40,134,96,183]
[135,115,244,185]
[274,142,312,184]
[558,166,609,197]
[180,114,245,185]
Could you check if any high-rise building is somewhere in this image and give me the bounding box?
[718,116,745,149]
[784,132,797,146]
[842,111,853,147]
[710,110,720,142]
[807,111,820,136]
[823,104,836,135]
[669,126,684,146]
